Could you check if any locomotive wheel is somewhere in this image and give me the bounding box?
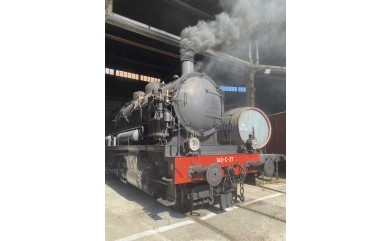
[263,158,275,177]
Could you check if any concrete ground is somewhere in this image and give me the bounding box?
[106,175,286,241]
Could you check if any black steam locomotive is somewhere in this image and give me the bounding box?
[105,58,282,212]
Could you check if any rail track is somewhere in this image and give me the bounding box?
[181,183,286,241]
[257,184,287,194]
[107,175,286,241]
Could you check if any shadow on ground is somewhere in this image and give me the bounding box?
[105,174,187,220]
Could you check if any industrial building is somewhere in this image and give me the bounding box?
[105,0,286,134]
[105,0,286,240]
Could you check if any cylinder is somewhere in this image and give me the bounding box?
[116,129,140,145]
[217,107,271,149]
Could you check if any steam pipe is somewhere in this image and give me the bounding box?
[256,42,259,65]
[105,12,180,47]
[249,41,253,64]
[246,69,257,107]
[203,49,286,73]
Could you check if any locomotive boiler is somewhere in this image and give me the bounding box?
[105,57,281,212]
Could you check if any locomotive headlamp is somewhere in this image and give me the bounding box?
[185,137,200,152]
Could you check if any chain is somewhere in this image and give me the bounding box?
[239,181,245,202]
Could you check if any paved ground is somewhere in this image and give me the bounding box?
[106,175,286,241]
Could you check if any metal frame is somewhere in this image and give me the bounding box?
[106,34,180,59]
[105,12,181,47]
[162,0,213,20]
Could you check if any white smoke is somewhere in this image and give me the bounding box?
[180,0,286,66]
[180,12,241,60]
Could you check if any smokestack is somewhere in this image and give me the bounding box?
[181,55,194,76]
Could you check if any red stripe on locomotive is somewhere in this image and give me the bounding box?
[175,153,260,184]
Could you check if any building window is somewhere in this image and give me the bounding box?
[106,68,115,75]
[107,68,160,83]
[238,87,247,92]
[220,85,246,92]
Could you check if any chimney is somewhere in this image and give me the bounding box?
[181,55,194,76]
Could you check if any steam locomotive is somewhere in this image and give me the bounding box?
[105,58,282,212]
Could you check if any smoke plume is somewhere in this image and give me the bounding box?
[180,12,241,60]
[180,0,286,66]
[180,0,286,112]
